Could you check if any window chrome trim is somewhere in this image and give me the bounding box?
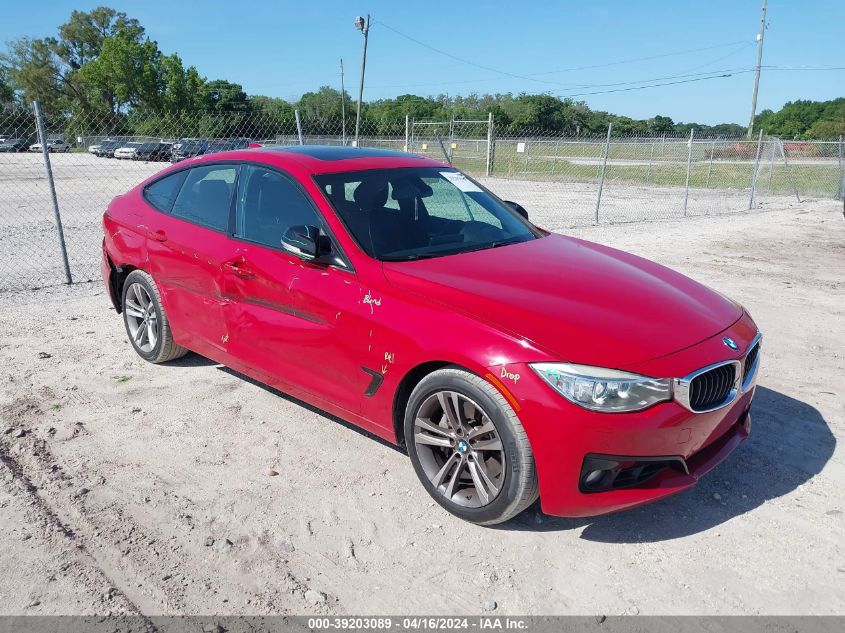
[673,330,762,414]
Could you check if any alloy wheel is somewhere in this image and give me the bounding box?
[413,390,506,507]
[124,282,159,353]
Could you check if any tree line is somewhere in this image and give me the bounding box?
[0,6,841,139]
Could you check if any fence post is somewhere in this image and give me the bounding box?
[646,139,655,183]
[595,122,612,224]
[404,114,410,152]
[749,128,764,209]
[294,109,304,145]
[706,138,716,188]
[777,138,801,203]
[485,112,494,176]
[683,128,695,216]
[448,117,455,163]
[33,100,72,285]
[766,137,776,193]
[838,135,844,199]
[523,139,530,173]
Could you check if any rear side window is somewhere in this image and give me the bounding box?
[144,171,188,213]
[171,165,238,232]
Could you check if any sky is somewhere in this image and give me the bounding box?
[2,0,843,125]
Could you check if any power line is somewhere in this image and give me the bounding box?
[375,18,754,86]
[554,70,756,98]
[373,20,565,87]
[527,41,753,76]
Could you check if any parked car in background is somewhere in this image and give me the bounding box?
[101,146,761,525]
[93,139,124,157]
[133,142,173,161]
[114,142,143,160]
[171,138,209,161]
[30,138,71,153]
[206,138,251,153]
[0,138,29,152]
[89,138,116,155]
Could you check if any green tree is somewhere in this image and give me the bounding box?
[298,85,349,119]
[78,26,163,116]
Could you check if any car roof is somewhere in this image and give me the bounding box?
[243,145,446,174]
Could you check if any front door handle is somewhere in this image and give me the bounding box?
[149,229,168,242]
[222,258,255,279]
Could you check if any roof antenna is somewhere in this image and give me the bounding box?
[435,134,452,165]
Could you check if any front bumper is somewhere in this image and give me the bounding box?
[494,316,759,518]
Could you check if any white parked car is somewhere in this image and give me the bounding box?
[29,138,71,152]
[113,143,142,159]
[88,139,112,154]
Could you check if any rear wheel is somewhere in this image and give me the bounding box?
[405,367,538,525]
[121,270,187,363]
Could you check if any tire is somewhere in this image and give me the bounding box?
[121,270,188,364]
[405,367,539,525]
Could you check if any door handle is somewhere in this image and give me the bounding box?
[149,229,168,242]
[222,259,255,279]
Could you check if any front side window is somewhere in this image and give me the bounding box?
[144,170,189,213]
[315,167,539,260]
[234,164,323,249]
[171,164,237,231]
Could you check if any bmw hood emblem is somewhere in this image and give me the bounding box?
[723,337,739,351]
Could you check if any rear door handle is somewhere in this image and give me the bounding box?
[149,229,168,242]
[222,259,255,279]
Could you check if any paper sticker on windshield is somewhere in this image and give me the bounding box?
[440,171,482,193]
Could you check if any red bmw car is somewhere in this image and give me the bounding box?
[102,146,761,525]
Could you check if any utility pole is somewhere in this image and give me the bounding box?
[340,58,347,145]
[747,0,767,138]
[354,14,371,147]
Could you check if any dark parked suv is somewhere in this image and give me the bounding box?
[0,138,29,152]
[134,142,173,161]
[94,140,124,157]
[206,138,251,153]
[171,139,209,161]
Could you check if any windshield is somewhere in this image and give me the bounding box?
[315,167,540,261]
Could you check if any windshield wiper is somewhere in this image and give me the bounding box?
[381,253,440,262]
[487,237,529,249]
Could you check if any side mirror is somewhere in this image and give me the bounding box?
[504,200,529,220]
[281,225,330,261]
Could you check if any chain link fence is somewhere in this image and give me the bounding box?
[1,103,843,292]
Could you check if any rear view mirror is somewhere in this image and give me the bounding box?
[504,200,529,220]
[281,225,332,262]
[281,225,320,259]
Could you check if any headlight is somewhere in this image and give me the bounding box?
[530,363,672,413]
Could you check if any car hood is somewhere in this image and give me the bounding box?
[381,234,743,368]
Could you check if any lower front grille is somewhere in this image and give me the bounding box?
[580,454,687,493]
[689,363,736,412]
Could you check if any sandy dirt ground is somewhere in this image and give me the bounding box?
[0,199,843,616]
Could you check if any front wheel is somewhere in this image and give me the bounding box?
[121,270,188,363]
[405,367,538,525]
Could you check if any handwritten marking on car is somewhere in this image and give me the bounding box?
[501,366,520,384]
[363,291,381,314]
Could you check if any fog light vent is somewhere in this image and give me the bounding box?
[579,454,686,493]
